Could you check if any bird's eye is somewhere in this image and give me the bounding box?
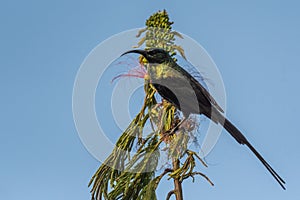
[148,50,156,55]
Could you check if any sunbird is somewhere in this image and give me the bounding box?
[121,48,286,189]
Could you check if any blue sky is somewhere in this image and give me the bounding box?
[1,0,300,199]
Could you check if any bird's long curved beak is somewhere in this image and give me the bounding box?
[121,49,147,58]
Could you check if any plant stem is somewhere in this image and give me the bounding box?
[172,158,183,200]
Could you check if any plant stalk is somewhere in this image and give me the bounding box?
[172,158,183,200]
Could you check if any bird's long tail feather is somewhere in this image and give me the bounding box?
[222,118,286,189]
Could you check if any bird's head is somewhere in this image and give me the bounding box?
[121,48,172,64]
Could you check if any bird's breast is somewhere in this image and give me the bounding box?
[148,64,183,80]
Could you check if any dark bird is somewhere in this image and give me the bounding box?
[121,48,286,189]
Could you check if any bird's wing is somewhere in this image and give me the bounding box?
[152,61,224,114]
[154,75,210,115]
[191,76,224,113]
[173,64,224,113]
